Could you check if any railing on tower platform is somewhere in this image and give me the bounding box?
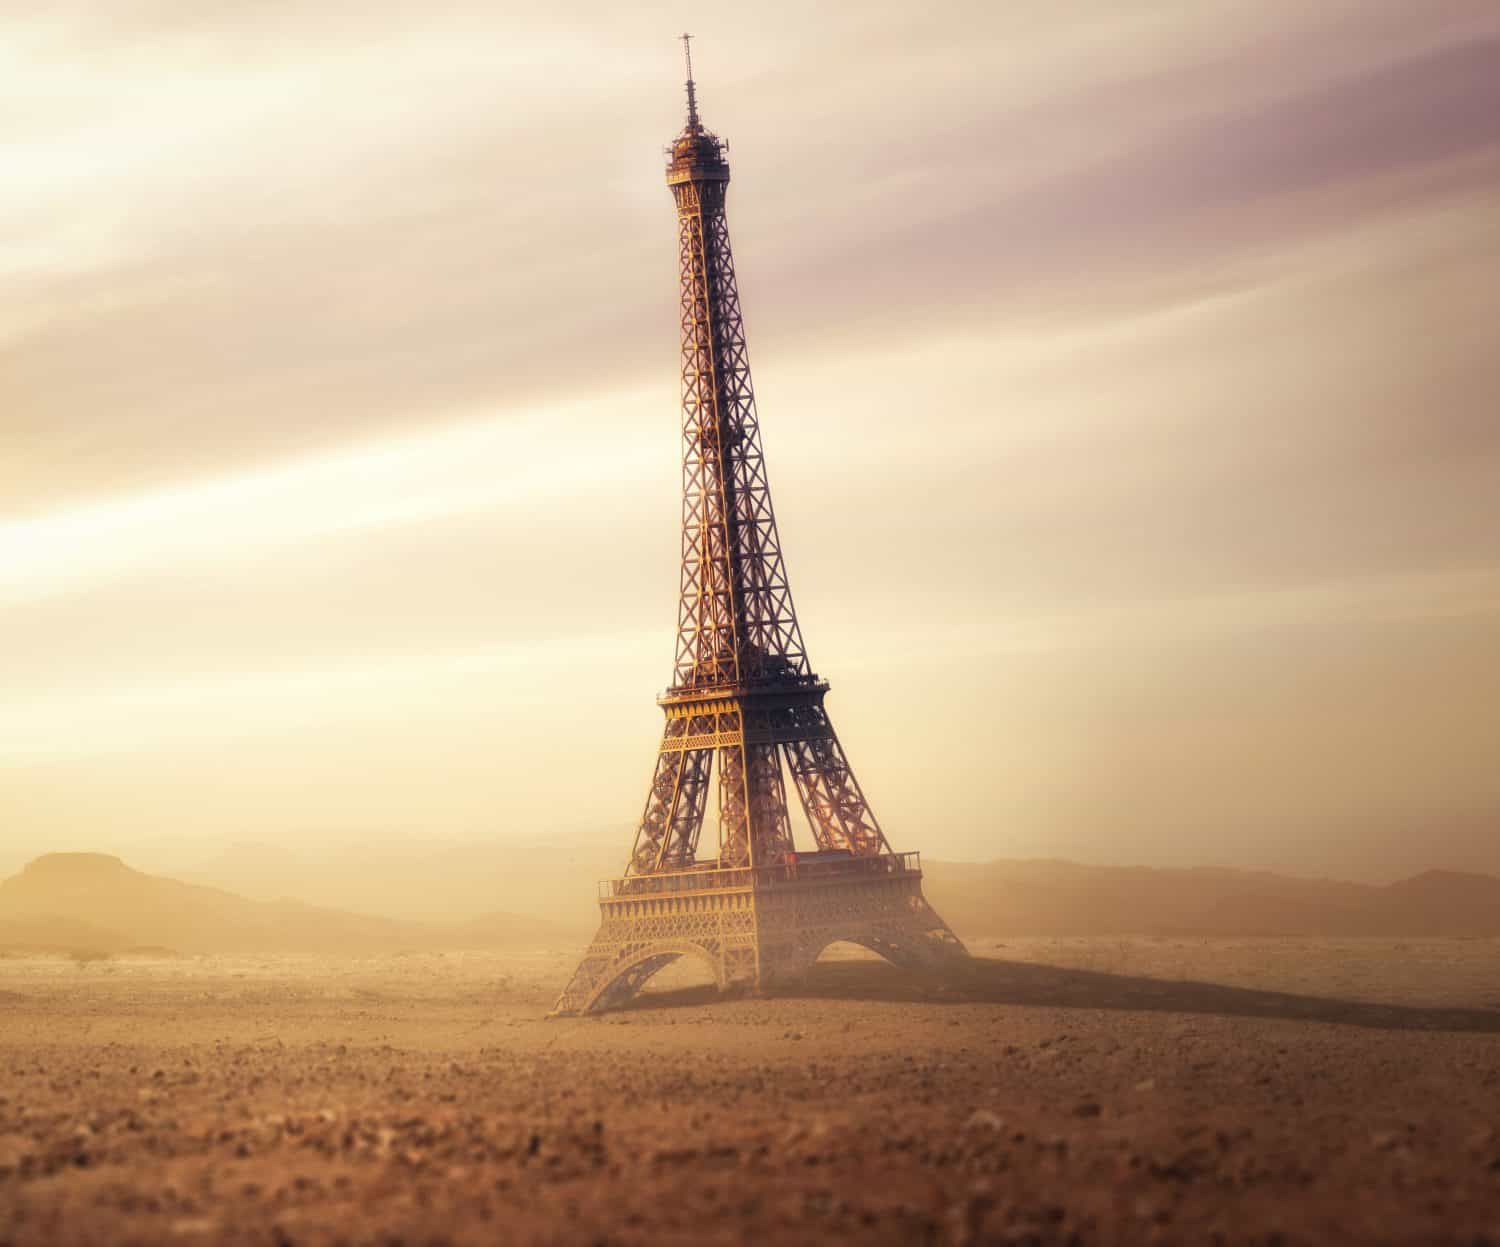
[599,850,922,900]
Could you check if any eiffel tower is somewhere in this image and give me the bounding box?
[551,39,967,1016]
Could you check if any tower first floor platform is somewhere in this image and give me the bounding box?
[549,851,968,1016]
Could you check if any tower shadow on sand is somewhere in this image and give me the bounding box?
[615,955,1500,1035]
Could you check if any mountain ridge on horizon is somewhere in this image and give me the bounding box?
[920,857,1500,940]
[6,818,1499,908]
[0,851,581,957]
[3,848,1499,958]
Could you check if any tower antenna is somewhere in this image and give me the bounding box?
[681,32,699,129]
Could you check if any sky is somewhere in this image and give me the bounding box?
[4,1,1500,882]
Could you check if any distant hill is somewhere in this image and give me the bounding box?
[144,833,1500,940]
[6,850,1498,958]
[921,858,1500,938]
[172,834,621,929]
[0,853,581,956]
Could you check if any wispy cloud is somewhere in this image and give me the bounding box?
[4,0,1499,871]
[0,386,660,605]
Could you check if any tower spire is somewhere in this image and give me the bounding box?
[681,32,700,130]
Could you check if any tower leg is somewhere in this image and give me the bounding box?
[716,739,794,868]
[753,865,969,988]
[627,729,713,875]
[780,708,889,856]
[550,897,760,1017]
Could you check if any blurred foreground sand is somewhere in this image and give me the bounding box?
[2,938,1498,1245]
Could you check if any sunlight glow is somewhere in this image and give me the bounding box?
[0,388,661,606]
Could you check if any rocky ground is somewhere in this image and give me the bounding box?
[2,938,1499,1245]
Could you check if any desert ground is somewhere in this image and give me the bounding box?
[2,938,1499,1246]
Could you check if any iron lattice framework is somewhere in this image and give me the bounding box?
[553,41,966,1016]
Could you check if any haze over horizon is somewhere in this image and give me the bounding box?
[5,2,1500,884]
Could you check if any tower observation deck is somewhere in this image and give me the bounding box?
[551,40,967,1015]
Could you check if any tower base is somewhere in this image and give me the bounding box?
[550,852,968,1016]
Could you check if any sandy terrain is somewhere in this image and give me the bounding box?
[2,938,1499,1245]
